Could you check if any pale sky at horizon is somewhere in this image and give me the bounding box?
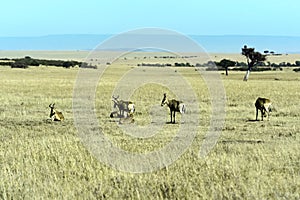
[1,0,299,37]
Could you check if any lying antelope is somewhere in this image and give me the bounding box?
[161,93,186,124]
[112,95,135,118]
[255,97,272,121]
[49,103,64,121]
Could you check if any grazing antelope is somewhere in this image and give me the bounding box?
[112,95,135,118]
[49,103,64,121]
[161,93,186,124]
[255,97,272,121]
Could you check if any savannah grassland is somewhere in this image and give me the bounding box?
[0,51,299,199]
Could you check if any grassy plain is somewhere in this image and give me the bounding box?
[0,51,299,199]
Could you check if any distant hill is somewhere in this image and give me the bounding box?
[0,34,299,53]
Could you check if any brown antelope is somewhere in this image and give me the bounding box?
[49,103,64,121]
[161,93,186,124]
[255,97,272,121]
[112,95,135,118]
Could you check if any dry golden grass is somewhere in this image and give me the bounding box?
[0,52,299,199]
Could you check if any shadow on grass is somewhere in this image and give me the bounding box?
[247,119,259,122]
[165,122,178,124]
[221,139,264,144]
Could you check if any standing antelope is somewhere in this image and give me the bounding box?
[255,97,272,121]
[161,93,186,124]
[112,95,135,118]
[49,103,64,121]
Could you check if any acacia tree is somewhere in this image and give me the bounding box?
[218,59,236,76]
[242,45,267,81]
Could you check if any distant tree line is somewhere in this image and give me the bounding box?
[137,62,192,67]
[202,59,300,72]
[137,59,300,72]
[0,56,97,69]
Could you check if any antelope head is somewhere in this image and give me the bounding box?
[161,93,168,106]
[112,95,120,108]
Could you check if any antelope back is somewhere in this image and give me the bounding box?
[55,111,64,121]
[255,97,271,110]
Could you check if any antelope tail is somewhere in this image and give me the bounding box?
[179,103,186,114]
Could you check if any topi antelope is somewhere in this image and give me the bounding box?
[49,103,64,121]
[161,93,186,124]
[112,95,135,118]
[255,97,272,121]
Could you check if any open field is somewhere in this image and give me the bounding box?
[0,52,299,199]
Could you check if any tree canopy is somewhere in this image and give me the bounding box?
[242,45,267,81]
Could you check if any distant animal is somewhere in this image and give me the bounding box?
[255,97,272,121]
[161,93,186,124]
[112,95,135,118]
[49,103,64,121]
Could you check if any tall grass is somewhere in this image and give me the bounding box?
[0,63,299,199]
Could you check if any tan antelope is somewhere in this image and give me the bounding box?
[161,93,186,124]
[112,95,135,118]
[49,103,64,121]
[255,97,272,121]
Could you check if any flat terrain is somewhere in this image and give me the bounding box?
[0,51,299,199]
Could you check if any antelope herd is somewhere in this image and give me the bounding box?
[48,95,272,123]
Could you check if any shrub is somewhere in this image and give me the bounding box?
[11,61,28,69]
[293,68,300,72]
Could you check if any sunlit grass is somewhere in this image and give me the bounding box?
[0,58,299,199]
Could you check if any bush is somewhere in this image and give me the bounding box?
[80,62,97,69]
[11,61,28,69]
[293,68,300,72]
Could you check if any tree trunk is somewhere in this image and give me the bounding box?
[225,67,228,76]
[243,70,250,81]
[243,62,254,81]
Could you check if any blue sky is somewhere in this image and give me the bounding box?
[1,0,299,37]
